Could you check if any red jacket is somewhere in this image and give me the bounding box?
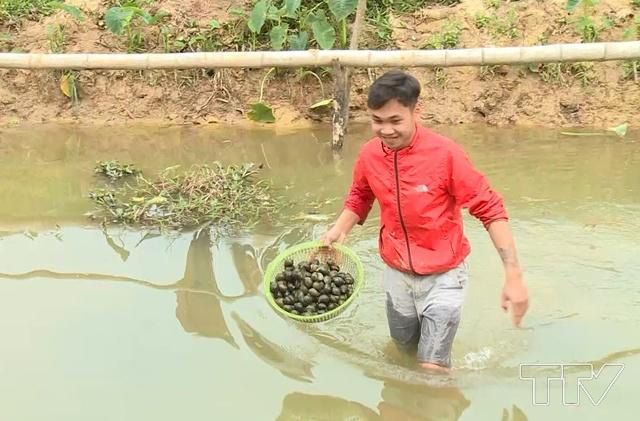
[344,124,508,275]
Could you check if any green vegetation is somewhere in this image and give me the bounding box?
[248,67,276,123]
[369,0,460,14]
[0,0,53,23]
[621,60,638,82]
[575,15,598,42]
[623,16,640,39]
[529,62,598,87]
[474,8,519,39]
[424,20,461,49]
[104,0,167,52]
[479,65,500,80]
[59,70,80,104]
[41,4,84,105]
[88,163,281,230]
[566,0,606,42]
[561,123,628,137]
[232,0,462,50]
[48,1,83,20]
[2,0,638,122]
[363,0,461,47]
[241,0,360,51]
[47,23,66,53]
[95,160,141,180]
[160,19,222,53]
[0,32,14,51]
[432,67,448,88]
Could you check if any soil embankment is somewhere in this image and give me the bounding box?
[0,0,638,128]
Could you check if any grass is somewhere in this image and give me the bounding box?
[160,20,222,53]
[567,62,597,86]
[474,8,519,39]
[530,62,598,87]
[363,1,462,48]
[47,24,66,53]
[433,67,448,88]
[0,0,53,22]
[88,163,282,230]
[368,0,460,14]
[622,60,639,82]
[0,31,15,51]
[423,20,461,49]
[576,15,598,42]
[479,65,500,80]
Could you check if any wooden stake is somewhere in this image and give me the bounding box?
[332,60,349,150]
[331,0,368,151]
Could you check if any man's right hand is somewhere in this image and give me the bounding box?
[319,209,360,246]
[320,225,347,246]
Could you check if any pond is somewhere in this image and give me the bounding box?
[0,123,638,420]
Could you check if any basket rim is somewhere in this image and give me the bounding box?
[263,240,364,323]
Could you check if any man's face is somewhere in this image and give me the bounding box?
[369,99,418,150]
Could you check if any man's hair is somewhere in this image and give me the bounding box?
[367,70,421,110]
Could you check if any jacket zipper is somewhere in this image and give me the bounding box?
[393,151,416,274]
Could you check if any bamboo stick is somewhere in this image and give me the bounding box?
[1,42,639,69]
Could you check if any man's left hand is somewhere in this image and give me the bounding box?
[501,270,529,327]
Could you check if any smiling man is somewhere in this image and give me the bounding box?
[321,70,529,373]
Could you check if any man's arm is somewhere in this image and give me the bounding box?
[321,209,360,245]
[447,143,529,326]
[322,150,375,246]
[487,220,529,327]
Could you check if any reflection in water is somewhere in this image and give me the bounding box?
[376,378,470,421]
[102,229,130,262]
[230,241,263,295]
[277,392,379,421]
[275,378,472,421]
[501,405,528,421]
[175,229,237,348]
[231,312,315,383]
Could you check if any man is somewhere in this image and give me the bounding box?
[321,70,529,373]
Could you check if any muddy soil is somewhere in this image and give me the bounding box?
[0,0,638,128]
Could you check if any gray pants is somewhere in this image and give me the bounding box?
[383,260,469,368]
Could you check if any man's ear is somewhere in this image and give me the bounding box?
[413,102,422,118]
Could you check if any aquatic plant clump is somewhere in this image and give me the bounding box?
[94,160,140,180]
[269,257,356,317]
[88,163,280,229]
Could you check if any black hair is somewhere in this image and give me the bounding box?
[367,70,421,110]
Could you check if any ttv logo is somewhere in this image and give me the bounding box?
[519,363,624,406]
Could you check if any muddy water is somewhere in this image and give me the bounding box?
[0,124,638,421]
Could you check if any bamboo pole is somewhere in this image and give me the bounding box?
[1,42,639,69]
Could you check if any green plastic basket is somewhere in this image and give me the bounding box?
[263,241,365,323]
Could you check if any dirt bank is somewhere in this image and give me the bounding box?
[0,0,638,128]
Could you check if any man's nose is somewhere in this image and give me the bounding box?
[380,126,395,135]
